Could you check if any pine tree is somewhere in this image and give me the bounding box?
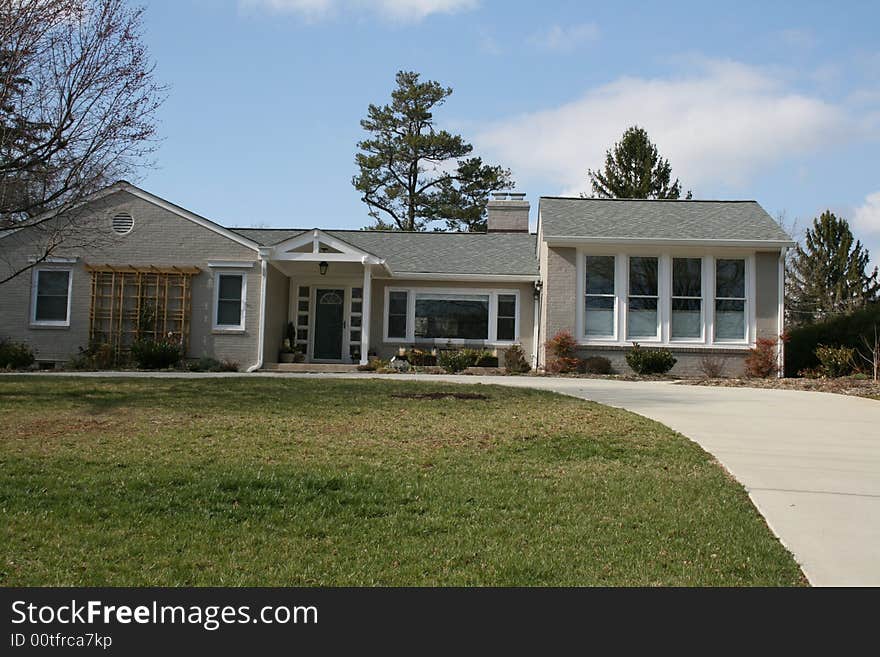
[353,71,512,232]
[587,126,691,199]
[787,211,880,324]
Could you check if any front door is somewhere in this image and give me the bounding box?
[313,288,345,360]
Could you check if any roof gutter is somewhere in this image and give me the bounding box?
[544,236,796,248]
[372,272,538,282]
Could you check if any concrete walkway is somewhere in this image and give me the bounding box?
[9,371,880,586]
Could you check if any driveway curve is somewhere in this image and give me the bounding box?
[12,371,880,585]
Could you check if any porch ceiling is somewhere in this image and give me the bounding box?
[269,260,367,278]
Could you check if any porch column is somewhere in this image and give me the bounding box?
[360,264,372,365]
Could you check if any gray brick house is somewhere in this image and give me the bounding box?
[0,181,793,374]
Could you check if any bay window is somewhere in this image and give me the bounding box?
[715,259,746,341]
[627,257,659,339]
[385,288,518,343]
[584,256,615,338]
[671,258,702,339]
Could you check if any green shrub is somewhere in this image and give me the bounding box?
[581,356,612,375]
[0,339,35,369]
[68,342,119,370]
[785,303,880,376]
[187,357,239,373]
[131,339,181,369]
[406,348,437,367]
[814,344,855,378]
[438,350,471,373]
[745,338,780,378]
[503,344,530,374]
[625,343,676,375]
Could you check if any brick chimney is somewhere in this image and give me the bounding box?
[486,192,529,233]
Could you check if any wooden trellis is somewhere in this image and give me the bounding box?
[86,264,200,355]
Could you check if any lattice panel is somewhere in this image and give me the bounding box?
[86,265,199,355]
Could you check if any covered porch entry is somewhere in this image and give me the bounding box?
[262,230,387,365]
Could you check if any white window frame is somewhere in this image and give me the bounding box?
[582,255,617,340]
[495,292,518,342]
[713,257,749,344]
[382,286,520,346]
[30,266,73,328]
[626,255,661,341]
[669,256,705,342]
[212,271,247,332]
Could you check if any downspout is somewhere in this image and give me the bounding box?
[247,256,268,373]
[531,281,541,370]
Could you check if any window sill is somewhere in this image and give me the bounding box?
[212,328,246,335]
[29,323,70,330]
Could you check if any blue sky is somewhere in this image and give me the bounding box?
[138,0,880,266]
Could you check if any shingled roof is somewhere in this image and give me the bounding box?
[229,228,539,277]
[539,197,793,244]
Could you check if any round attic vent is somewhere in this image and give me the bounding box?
[111,212,133,235]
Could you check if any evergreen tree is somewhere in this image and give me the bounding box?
[787,211,880,324]
[353,71,512,231]
[587,126,691,199]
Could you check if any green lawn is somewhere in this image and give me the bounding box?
[0,376,805,586]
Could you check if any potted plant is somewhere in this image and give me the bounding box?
[293,343,305,363]
[279,338,296,363]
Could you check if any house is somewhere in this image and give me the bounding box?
[0,181,794,374]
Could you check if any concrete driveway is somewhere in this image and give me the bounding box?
[10,371,880,585]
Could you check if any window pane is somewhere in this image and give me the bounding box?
[35,295,68,321]
[351,287,363,299]
[351,301,362,314]
[297,314,309,326]
[585,256,615,295]
[389,291,408,316]
[627,297,658,338]
[629,257,658,296]
[298,299,309,312]
[585,296,614,337]
[716,299,745,340]
[350,330,361,343]
[497,294,516,318]
[673,258,702,297]
[497,318,515,341]
[298,286,309,298]
[388,315,406,339]
[414,293,489,340]
[217,299,242,326]
[297,328,308,341]
[37,270,70,296]
[218,275,242,301]
[672,298,701,339]
[350,315,361,328]
[716,259,745,298]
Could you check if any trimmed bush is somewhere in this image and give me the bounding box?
[785,303,880,376]
[625,343,676,375]
[0,339,35,369]
[438,350,471,374]
[131,339,181,369]
[744,338,779,378]
[503,344,530,374]
[580,356,612,375]
[545,330,580,374]
[814,344,855,378]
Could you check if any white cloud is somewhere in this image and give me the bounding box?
[529,23,600,52]
[474,59,854,196]
[239,0,477,22]
[854,191,880,237]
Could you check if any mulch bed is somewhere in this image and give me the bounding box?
[681,376,880,400]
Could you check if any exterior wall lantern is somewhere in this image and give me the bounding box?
[319,261,329,276]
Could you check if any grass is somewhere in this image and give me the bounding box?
[0,376,805,586]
